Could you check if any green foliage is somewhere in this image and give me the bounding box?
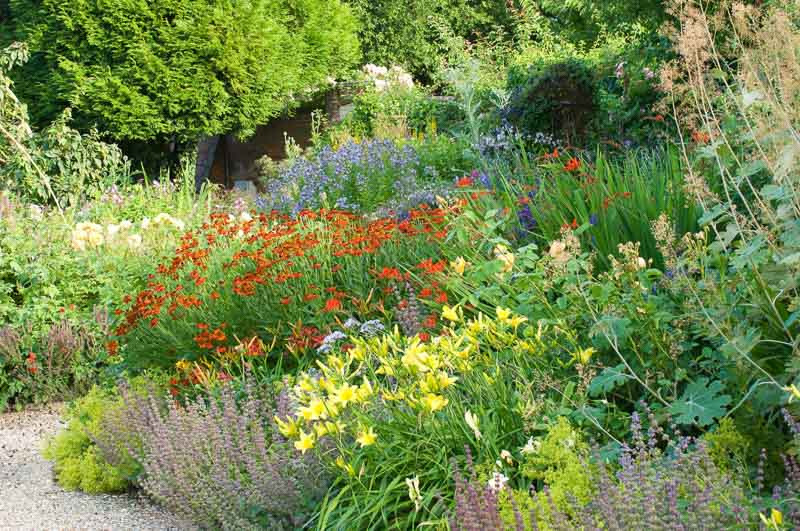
[520,417,594,515]
[345,0,514,82]
[10,0,360,142]
[703,417,751,474]
[1,43,130,207]
[43,385,136,493]
[668,377,732,428]
[505,59,596,142]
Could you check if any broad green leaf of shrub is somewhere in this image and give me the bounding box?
[668,378,731,427]
[588,364,632,396]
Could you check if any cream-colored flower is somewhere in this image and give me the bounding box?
[465,410,481,440]
[549,240,568,262]
[239,211,253,222]
[406,475,422,511]
[141,217,151,230]
[107,224,120,239]
[126,233,143,249]
[119,219,133,231]
[500,449,513,465]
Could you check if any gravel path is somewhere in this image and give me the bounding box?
[0,403,191,530]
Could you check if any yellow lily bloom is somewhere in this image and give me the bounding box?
[442,305,461,323]
[495,307,512,322]
[356,426,378,447]
[275,416,298,438]
[294,430,315,454]
[423,393,449,413]
[335,383,358,406]
[575,347,596,365]
[451,257,469,276]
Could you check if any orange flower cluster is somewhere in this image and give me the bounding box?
[114,207,451,369]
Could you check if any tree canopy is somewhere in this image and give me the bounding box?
[9,0,361,142]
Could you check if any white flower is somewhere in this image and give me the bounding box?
[487,472,509,492]
[28,205,43,220]
[239,211,253,222]
[126,234,143,249]
[464,410,481,440]
[141,217,151,230]
[172,218,185,231]
[119,219,133,231]
[637,257,647,270]
[521,437,540,455]
[405,475,421,512]
[500,449,513,465]
[107,224,120,238]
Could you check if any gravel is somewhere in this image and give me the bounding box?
[0,403,192,530]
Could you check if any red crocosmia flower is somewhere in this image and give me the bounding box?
[324,298,342,312]
[435,291,448,304]
[419,288,433,298]
[281,297,291,305]
[377,267,403,281]
[543,148,560,160]
[106,341,119,357]
[150,318,159,328]
[304,293,319,302]
[210,291,220,300]
[456,176,474,188]
[564,158,581,172]
[197,323,209,330]
[622,191,632,199]
[331,264,342,273]
[423,315,437,328]
[571,218,579,229]
[655,114,665,122]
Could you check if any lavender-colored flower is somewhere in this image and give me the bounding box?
[317,330,348,353]
[359,320,386,338]
[101,381,329,530]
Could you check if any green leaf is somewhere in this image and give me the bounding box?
[668,378,731,427]
[588,364,632,396]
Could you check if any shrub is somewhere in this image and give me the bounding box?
[42,384,142,493]
[9,0,360,144]
[505,60,596,143]
[110,380,329,530]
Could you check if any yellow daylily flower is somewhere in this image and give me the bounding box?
[402,340,431,373]
[294,430,315,453]
[423,393,449,413]
[451,257,469,276]
[335,383,358,406]
[508,315,528,330]
[784,384,800,403]
[356,426,378,447]
[495,307,512,322]
[275,416,298,438]
[336,456,356,477]
[442,305,461,323]
[575,347,596,365]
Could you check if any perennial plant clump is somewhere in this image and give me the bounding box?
[113,206,454,378]
[258,139,429,214]
[103,380,328,530]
